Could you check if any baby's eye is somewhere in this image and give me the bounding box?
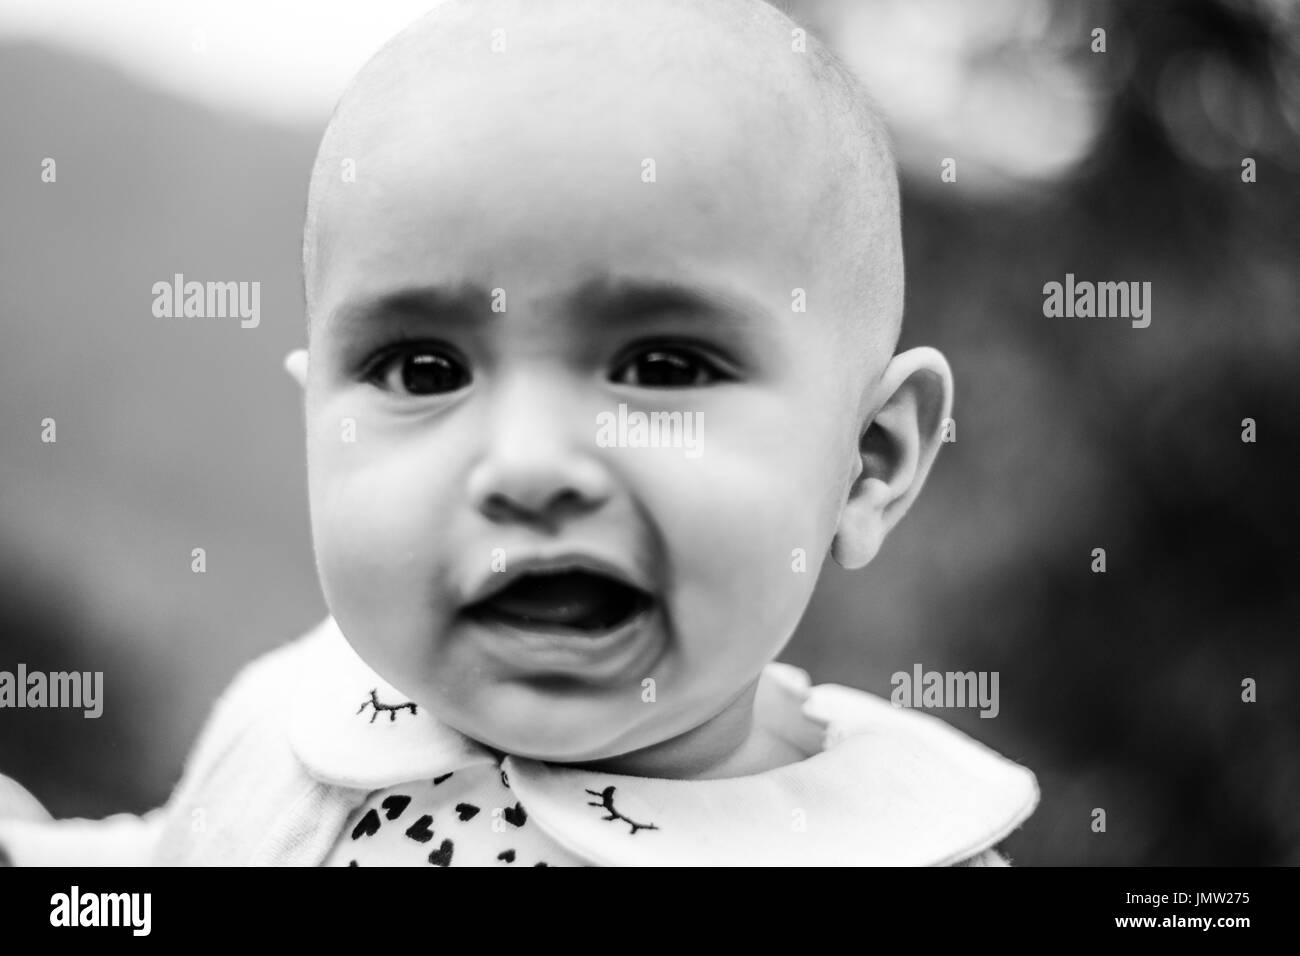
[610,345,730,388]
[368,345,470,396]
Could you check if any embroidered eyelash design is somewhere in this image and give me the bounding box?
[356,689,418,723]
[585,786,660,835]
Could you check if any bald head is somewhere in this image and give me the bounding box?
[302,0,902,366]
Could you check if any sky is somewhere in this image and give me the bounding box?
[0,0,437,123]
[0,0,1101,189]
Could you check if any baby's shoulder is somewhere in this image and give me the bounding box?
[763,660,1029,765]
[758,662,1039,865]
[217,617,337,702]
[180,618,337,780]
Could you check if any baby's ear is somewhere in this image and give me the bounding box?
[283,349,309,389]
[0,772,52,823]
[831,346,953,569]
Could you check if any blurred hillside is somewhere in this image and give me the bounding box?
[0,42,324,812]
[2,0,1299,864]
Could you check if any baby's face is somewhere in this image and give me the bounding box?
[303,42,874,763]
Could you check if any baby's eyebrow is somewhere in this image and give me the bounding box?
[328,284,490,338]
[326,277,769,340]
[570,277,766,332]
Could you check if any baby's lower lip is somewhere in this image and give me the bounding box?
[461,601,659,680]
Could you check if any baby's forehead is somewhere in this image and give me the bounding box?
[305,0,902,355]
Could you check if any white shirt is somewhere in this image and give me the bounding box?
[0,617,1039,866]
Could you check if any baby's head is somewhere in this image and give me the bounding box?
[288,0,952,775]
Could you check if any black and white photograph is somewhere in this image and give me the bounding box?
[0,0,1296,909]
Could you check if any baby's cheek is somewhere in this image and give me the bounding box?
[311,457,463,696]
[310,439,459,617]
[652,450,823,657]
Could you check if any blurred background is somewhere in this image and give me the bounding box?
[0,0,1296,865]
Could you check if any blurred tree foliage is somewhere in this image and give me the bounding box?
[875,0,1299,864]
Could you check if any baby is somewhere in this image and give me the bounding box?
[0,0,1037,866]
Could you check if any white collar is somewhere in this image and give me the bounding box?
[289,617,1038,865]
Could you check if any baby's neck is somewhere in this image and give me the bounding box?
[570,681,807,781]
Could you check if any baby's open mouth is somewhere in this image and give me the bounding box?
[463,569,653,632]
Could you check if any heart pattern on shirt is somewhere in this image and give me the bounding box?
[351,808,380,840]
[504,802,527,827]
[428,839,454,866]
[405,815,435,843]
[326,765,584,867]
[381,795,410,820]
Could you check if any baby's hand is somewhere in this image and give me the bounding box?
[0,773,51,824]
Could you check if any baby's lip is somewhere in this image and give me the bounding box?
[459,550,654,611]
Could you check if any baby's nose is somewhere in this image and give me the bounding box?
[465,372,614,527]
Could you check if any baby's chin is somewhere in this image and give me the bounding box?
[428,677,673,765]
